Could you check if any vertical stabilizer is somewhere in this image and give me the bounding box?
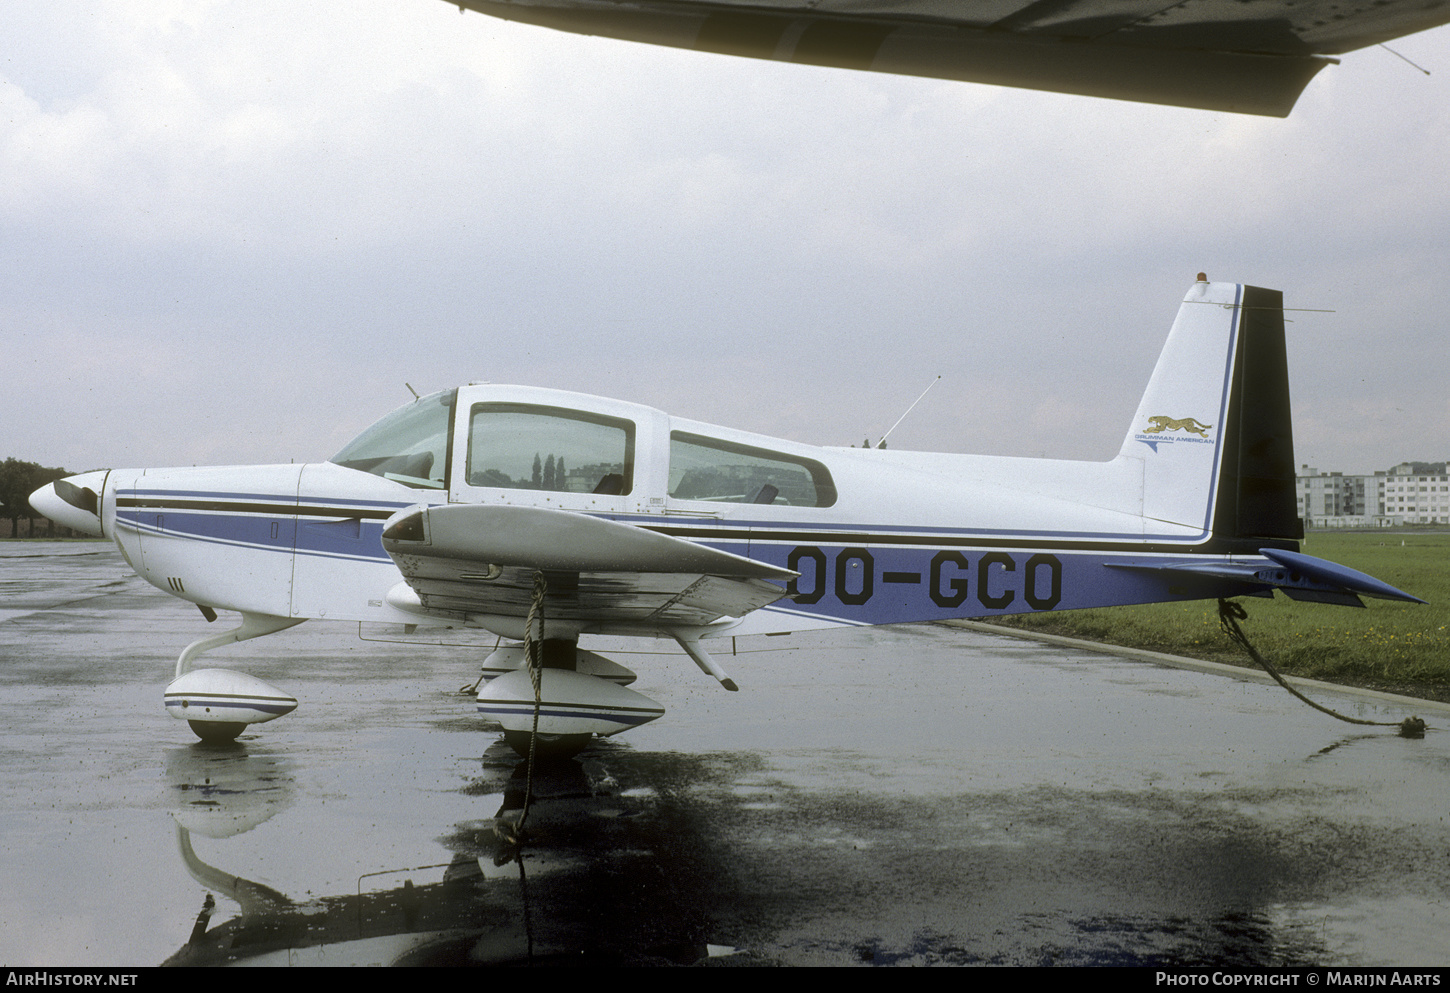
[1212,285,1301,545]
[1118,279,1300,548]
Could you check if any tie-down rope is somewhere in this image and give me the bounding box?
[497,572,549,848]
[1216,598,1426,738]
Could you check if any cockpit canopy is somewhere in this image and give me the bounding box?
[330,389,455,490]
[331,385,837,507]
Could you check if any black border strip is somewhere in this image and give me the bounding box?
[119,497,398,520]
[640,523,1290,557]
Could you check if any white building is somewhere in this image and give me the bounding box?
[1296,466,1390,528]
[1296,461,1450,527]
[1380,461,1450,525]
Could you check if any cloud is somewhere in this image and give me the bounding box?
[2,0,1448,476]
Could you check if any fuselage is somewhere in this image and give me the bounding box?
[35,382,1292,640]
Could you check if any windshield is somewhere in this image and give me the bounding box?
[330,389,456,489]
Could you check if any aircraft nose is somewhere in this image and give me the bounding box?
[30,472,107,537]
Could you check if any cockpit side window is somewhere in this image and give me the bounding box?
[466,404,634,495]
[331,389,456,490]
[669,432,837,507]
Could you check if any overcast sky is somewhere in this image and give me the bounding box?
[4,0,1448,478]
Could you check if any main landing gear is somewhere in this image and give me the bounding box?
[475,638,664,759]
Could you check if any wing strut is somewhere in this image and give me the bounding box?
[672,633,739,692]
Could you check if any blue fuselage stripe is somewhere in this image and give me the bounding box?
[115,490,1269,625]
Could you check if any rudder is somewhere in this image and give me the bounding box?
[1211,284,1301,546]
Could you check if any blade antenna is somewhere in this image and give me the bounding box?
[877,375,940,449]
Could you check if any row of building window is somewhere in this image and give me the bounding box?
[1296,461,1450,525]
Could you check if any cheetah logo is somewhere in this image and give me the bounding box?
[1142,416,1212,437]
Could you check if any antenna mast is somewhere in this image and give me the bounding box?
[877,375,940,449]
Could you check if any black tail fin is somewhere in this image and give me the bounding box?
[1210,285,1302,547]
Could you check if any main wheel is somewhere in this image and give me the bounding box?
[503,730,591,760]
[189,720,246,743]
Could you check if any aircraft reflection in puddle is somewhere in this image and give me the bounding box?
[162,740,745,966]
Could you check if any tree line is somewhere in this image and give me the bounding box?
[0,458,78,538]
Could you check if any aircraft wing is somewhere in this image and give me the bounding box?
[380,504,794,629]
[453,0,1450,116]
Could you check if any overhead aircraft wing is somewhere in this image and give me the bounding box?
[453,0,1450,115]
[380,504,794,630]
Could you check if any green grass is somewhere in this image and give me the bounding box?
[985,532,1450,698]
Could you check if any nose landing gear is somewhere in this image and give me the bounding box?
[165,612,303,742]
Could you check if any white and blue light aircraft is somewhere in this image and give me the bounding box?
[32,278,1421,754]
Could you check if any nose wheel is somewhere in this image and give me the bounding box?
[188,720,246,744]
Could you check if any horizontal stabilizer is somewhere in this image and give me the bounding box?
[1106,550,1423,606]
[1259,548,1425,604]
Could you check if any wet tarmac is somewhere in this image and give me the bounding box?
[2,541,1449,967]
